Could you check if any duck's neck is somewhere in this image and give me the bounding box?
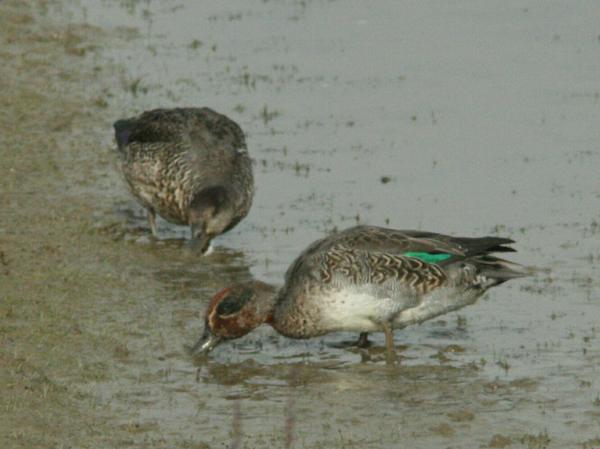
[263,288,310,339]
[250,281,280,327]
[265,311,276,326]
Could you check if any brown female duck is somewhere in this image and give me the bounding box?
[114,107,254,253]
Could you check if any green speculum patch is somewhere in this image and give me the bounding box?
[403,252,452,264]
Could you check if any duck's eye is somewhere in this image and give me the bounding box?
[216,289,253,316]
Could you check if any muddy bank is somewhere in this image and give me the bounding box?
[0,2,158,447]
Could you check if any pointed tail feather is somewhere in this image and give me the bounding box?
[453,236,517,255]
[475,256,532,283]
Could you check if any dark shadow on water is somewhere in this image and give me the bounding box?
[152,246,253,294]
[102,200,256,294]
[188,331,488,386]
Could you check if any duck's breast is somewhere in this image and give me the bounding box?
[120,143,193,224]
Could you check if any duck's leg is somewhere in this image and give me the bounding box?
[147,208,158,236]
[356,332,370,348]
[382,321,396,363]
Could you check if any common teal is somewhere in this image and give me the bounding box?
[114,107,254,253]
[192,225,528,358]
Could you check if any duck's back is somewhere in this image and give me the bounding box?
[282,225,517,283]
[114,107,245,151]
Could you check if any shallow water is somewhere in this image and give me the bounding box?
[12,0,600,447]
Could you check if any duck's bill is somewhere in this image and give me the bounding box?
[189,225,212,255]
[188,236,212,255]
[191,331,222,354]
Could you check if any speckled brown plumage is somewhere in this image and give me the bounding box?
[113,107,254,252]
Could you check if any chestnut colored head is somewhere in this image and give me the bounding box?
[191,281,278,354]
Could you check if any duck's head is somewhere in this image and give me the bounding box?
[188,186,235,255]
[191,281,278,354]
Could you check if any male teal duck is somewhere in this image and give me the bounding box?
[113,107,254,253]
[192,225,528,358]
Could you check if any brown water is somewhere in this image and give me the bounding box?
[2,1,600,448]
